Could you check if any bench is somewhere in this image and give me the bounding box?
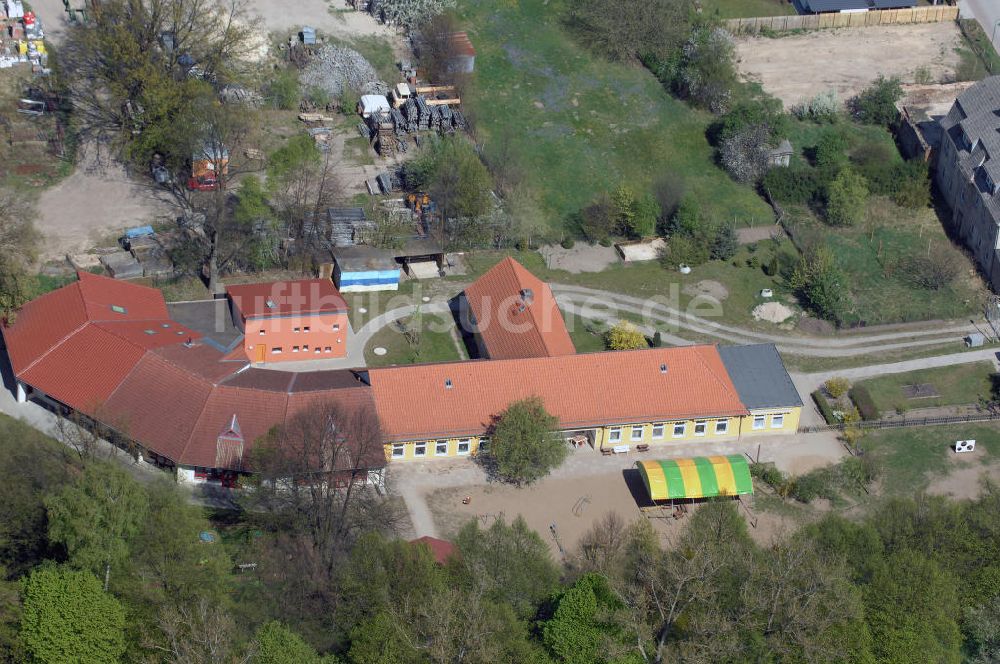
[636,444,649,452]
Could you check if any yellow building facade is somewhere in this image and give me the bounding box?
[382,405,802,462]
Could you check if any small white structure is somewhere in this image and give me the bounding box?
[955,440,976,453]
[760,288,774,298]
[358,94,390,118]
[966,333,985,348]
[679,264,692,275]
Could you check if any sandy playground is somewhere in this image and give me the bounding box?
[736,23,965,108]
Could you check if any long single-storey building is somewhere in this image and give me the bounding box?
[2,261,802,481]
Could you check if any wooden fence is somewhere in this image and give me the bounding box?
[799,409,1000,434]
[725,5,959,34]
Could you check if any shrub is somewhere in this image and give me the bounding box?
[892,160,931,209]
[750,462,785,491]
[629,192,661,238]
[561,237,575,249]
[851,75,903,126]
[791,247,848,322]
[720,123,771,183]
[825,169,869,227]
[761,165,823,204]
[789,469,836,503]
[267,69,300,110]
[578,196,616,243]
[792,89,840,123]
[763,255,779,276]
[598,237,613,247]
[812,390,837,424]
[663,234,709,267]
[814,128,850,170]
[710,224,739,261]
[605,321,648,350]
[900,243,962,290]
[824,376,851,399]
[849,385,880,421]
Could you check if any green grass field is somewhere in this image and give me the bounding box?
[863,424,1000,496]
[855,362,997,415]
[458,0,772,231]
[700,0,796,18]
[364,312,465,367]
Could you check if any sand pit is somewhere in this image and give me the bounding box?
[683,279,729,302]
[540,243,620,274]
[753,301,794,324]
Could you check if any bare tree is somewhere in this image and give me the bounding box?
[151,599,250,664]
[243,401,401,579]
[0,187,40,320]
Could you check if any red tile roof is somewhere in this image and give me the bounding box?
[410,536,457,565]
[227,279,348,319]
[368,345,748,442]
[463,257,575,360]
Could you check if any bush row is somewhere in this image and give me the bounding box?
[849,385,880,421]
[812,390,837,425]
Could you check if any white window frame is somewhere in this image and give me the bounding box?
[333,324,340,331]
[435,440,449,456]
[271,347,282,354]
[652,423,665,440]
[414,442,427,457]
[673,422,686,438]
[293,326,300,333]
[608,427,622,443]
[771,414,785,429]
[391,444,405,458]
[694,421,707,437]
[457,439,471,455]
[258,329,265,335]
[753,415,766,430]
[715,420,729,435]
[292,346,299,353]
[630,425,644,442]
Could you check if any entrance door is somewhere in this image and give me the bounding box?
[255,344,266,362]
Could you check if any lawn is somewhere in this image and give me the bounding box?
[563,310,607,353]
[956,19,1000,82]
[862,424,1000,496]
[364,312,465,367]
[457,0,772,231]
[701,0,796,18]
[855,362,997,415]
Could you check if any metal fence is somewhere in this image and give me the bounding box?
[725,6,959,34]
[800,410,1000,434]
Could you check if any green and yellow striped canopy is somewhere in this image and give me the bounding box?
[636,455,753,501]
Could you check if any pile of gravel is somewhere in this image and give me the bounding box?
[299,45,388,98]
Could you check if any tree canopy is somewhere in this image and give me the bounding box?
[487,396,567,485]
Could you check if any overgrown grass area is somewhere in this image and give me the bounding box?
[956,19,1000,82]
[457,0,772,232]
[364,312,465,367]
[0,70,72,191]
[700,0,796,18]
[855,361,997,415]
[785,198,986,326]
[862,424,1000,495]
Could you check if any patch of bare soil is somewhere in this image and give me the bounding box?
[927,457,1000,500]
[683,279,729,302]
[736,23,964,108]
[752,301,794,324]
[797,316,835,335]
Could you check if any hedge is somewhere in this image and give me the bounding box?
[849,385,880,421]
[812,390,837,424]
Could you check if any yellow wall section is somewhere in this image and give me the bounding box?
[384,436,482,462]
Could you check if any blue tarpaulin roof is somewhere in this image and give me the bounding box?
[125,225,155,239]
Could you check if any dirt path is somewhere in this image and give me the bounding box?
[736,23,964,108]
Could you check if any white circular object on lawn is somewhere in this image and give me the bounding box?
[359,307,368,314]
[422,296,431,303]
[373,347,387,356]
[679,264,692,274]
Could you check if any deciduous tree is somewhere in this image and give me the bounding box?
[18,566,126,664]
[605,321,647,351]
[487,396,567,485]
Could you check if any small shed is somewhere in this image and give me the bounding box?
[332,245,401,292]
[767,139,793,168]
[636,455,753,502]
[358,95,391,119]
[100,251,144,279]
[966,333,985,348]
[446,32,476,74]
[301,26,317,46]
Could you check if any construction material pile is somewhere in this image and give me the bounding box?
[299,45,388,99]
[359,96,467,154]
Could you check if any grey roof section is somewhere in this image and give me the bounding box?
[332,245,399,271]
[718,344,803,410]
[941,76,1000,219]
[871,0,915,7]
[167,299,242,351]
[804,0,869,11]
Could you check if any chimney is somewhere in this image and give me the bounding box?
[660,363,668,374]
